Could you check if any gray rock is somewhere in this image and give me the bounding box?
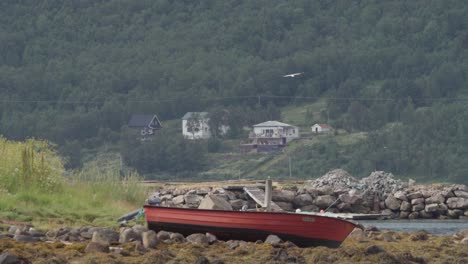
[315,195,336,208]
[196,187,211,195]
[85,242,110,253]
[412,203,425,211]
[206,232,217,244]
[227,240,240,250]
[407,192,423,200]
[157,231,171,240]
[132,224,147,234]
[400,201,411,211]
[454,191,468,198]
[213,194,229,201]
[195,256,210,264]
[425,193,445,204]
[299,204,320,212]
[385,195,401,210]
[339,193,363,205]
[173,189,187,196]
[399,211,410,219]
[198,195,233,210]
[13,234,39,243]
[365,245,385,255]
[425,203,440,213]
[91,229,119,246]
[229,199,248,210]
[186,233,209,245]
[308,169,359,190]
[161,194,173,201]
[461,237,468,244]
[316,186,334,195]
[419,210,433,219]
[293,194,313,207]
[80,231,93,239]
[275,202,294,211]
[465,210,468,217]
[172,195,185,205]
[224,191,237,200]
[336,202,351,211]
[170,232,185,242]
[408,212,419,219]
[142,230,158,249]
[438,203,448,214]
[7,226,18,235]
[265,234,282,246]
[348,228,366,242]
[187,190,197,195]
[381,232,396,242]
[351,204,371,214]
[185,194,202,208]
[394,191,408,201]
[411,198,425,205]
[119,228,140,243]
[0,252,21,264]
[447,197,468,209]
[448,209,463,218]
[272,190,295,202]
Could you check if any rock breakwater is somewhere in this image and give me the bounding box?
[153,169,468,220]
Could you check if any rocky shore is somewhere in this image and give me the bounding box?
[153,170,468,220]
[1,222,467,263]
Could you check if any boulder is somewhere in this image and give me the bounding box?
[173,189,186,196]
[272,190,295,202]
[447,197,468,209]
[186,233,209,245]
[85,242,110,253]
[400,201,411,211]
[425,193,446,204]
[170,233,185,243]
[119,228,140,243]
[339,193,363,205]
[265,234,282,246]
[348,228,366,242]
[275,202,294,211]
[351,204,371,214]
[293,194,313,208]
[142,230,158,249]
[411,198,425,205]
[206,233,217,244]
[315,195,336,208]
[454,191,468,198]
[0,252,21,264]
[299,204,320,212]
[365,245,385,255]
[408,212,419,219]
[157,231,171,240]
[447,209,463,218]
[384,195,401,211]
[336,202,352,211]
[196,187,211,195]
[394,191,408,201]
[399,211,410,219]
[229,199,248,210]
[412,203,425,211]
[160,194,173,201]
[185,194,202,208]
[407,192,423,200]
[172,195,185,205]
[13,234,39,243]
[419,210,433,219]
[91,229,119,246]
[425,204,440,213]
[316,186,334,195]
[198,195,233,210]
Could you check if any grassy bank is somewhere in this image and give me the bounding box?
[0,137,149,229]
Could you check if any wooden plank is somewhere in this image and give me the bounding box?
[243,186,283,211]
[296,211,386,220]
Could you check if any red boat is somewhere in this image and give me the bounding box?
[144,205,357,248]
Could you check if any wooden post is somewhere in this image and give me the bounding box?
[264,178,272,212]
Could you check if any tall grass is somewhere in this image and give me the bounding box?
[0,137,149,228]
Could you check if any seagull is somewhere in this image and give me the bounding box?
[283,72,304,78]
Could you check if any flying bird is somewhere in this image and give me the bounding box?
[283,72,304,78]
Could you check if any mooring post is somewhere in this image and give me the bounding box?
[264,178,272,212]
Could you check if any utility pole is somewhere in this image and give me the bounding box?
[258,95,261,105]
[288,155,292,178]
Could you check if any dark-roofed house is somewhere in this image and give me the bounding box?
[128,114,162,137]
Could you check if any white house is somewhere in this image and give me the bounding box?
[182,112,229,140]
[182,112,210,139]
[311,123,332,134]
[252,121,299,143]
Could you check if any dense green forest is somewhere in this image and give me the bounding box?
[0,0,467,183]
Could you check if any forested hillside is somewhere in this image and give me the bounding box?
[0,1,467,183]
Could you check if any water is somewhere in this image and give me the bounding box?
[358,219,468,235]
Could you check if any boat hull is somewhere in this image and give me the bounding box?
[144,206,356,248]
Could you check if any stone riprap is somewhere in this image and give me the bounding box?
[152,170,468,220]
